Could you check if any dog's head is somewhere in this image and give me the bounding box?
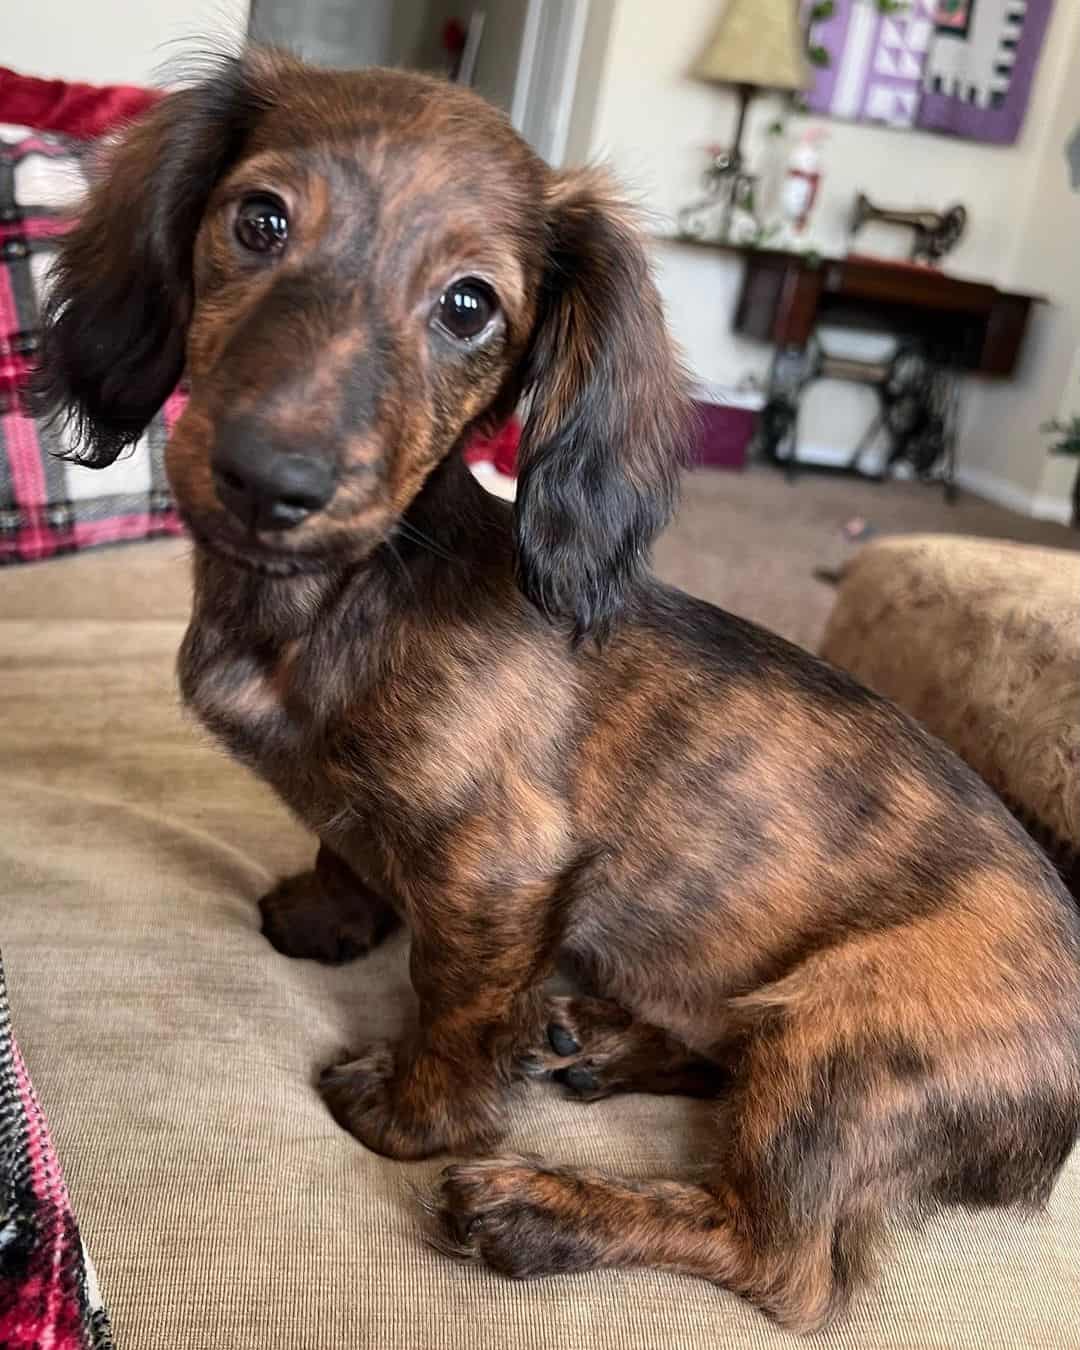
[36,50,688,637]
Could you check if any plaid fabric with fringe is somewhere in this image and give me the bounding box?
[0,951,113,1349]
[0,124,185,564]
[0,63,186,565]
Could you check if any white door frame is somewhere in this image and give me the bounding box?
[510,0,590,167]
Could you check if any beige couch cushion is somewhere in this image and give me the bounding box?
[820,534,1080,857]
[3,538,1079,1348]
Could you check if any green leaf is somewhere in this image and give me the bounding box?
[1041,414,1080,454]
[808,43,831,67]
[811,1,835,19]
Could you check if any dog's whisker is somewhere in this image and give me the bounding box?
[383,536,419,604]
[405,1179,442,1218]
[420,1231,479,1261]
[393,520,462,566]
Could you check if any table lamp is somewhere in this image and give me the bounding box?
[689,0,809,241]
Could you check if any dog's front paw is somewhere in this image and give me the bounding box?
[259,872,392,964]
[428,1157,602,1278]
[319,1043,414,1156]
[320,1044,508,1161]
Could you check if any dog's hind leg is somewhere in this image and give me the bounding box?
[431,1154,855,1334]
[520,995,733,1099]
[432,948,962,1331]
[259,843,399,964]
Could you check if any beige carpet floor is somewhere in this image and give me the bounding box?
[653,465,1079,652]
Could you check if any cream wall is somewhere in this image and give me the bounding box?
[250,0,395,68]
[5,0,251,86]
[470,0,532,116]
[578,0,1078,518]
[390,0,434,69]
[956,4,1080,515]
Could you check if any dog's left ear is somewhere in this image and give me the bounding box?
[32,54,272,467]
[514,168,691,642]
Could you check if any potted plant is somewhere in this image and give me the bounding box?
[1040,414,1080,527]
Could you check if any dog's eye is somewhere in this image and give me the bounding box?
[435,278,497,342]
[234,194,289,255]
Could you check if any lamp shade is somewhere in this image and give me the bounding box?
[692,0,809,92]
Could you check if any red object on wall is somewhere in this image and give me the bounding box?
[442,19,468,57]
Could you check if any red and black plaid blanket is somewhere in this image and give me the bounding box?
[1,66,184,565]
[0,953,112,1349]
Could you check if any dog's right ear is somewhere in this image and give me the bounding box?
[34,57,269,466]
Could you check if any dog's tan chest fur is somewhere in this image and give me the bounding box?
[185,648,290,742]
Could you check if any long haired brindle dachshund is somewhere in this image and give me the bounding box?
[37,50,1080,1333]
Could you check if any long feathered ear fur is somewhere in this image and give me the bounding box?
[514,169,692,643]
[33,55,272,467]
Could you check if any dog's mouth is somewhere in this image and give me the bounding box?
[180,511,354,576]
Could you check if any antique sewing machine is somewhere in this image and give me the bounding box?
[665,182,1039,497]
[849,191,968,265]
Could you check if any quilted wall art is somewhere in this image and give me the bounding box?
[802,0,1055,144]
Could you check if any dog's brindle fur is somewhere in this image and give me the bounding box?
[37,50,1080,1333]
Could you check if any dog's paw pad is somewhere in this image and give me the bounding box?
[547,1023,581,1057]
[553,1063,599,1096]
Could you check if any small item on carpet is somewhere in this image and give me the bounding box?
[0,953,113,1349]
[842,516,877,542]
[690,383,763,471]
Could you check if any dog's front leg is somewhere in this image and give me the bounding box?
[319,886,554,1161]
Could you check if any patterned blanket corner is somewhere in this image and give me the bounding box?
[0,953,113,1350]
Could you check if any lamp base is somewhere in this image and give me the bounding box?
[720,84,754,239]
[678,84,760,244]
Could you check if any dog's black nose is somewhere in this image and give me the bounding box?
[212,428,336,532]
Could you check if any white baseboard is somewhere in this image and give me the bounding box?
[1030,490,1075,525]
[954,465,1072,524]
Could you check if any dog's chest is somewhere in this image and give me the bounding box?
[177,594,574,906]
[178,623,319,794]
[177,614,463,839]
